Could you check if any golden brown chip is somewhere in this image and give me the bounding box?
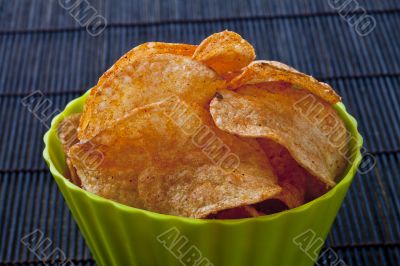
[80,42,198,141]
[78,54,225,141]
[220,70,243,82]
[66,158,81,187]
[272,180,305,209]
[57,113,81,152]
[259,139,306,208]
[97,42,197,87]
[258,138,330,207]
[57,113,82,186]
[209,84,349,187]
[138,164,279,218]
[70,97,281,217]
[192,30,255,78]
[228,61,341,104]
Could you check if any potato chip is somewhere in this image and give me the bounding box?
[57,113,81,153]
[97,42,197,87]
[138,164,280,218]
[57,113,81,186]
[85,43,197,114]
[209,84,349,187]
[80,42,198,141]
[66,158,81,187]
[220,70,243,82]
[228,61,341,104]
[78,54,225,141]
[192,30,255,78]
[209,139,310,214]
[70,97,281,217]
[258,139,329,207]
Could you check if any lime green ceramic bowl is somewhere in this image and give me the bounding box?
[43,91,363,266]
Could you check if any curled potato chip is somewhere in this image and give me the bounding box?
[259,139,330,203]
[228,61,341,104]
[209,83,349,187]
[81,42,198,141]
[79,53,225,141]
[97,42,197,87]
[193,30,255,78]
[57,113,81,153]
[66,158,81,187]
[139,164,279,218]
[259,139,306,208]
[258,139,329,208]
[57,113,81,186]
[70,97,281,218]
[270,178,305,209]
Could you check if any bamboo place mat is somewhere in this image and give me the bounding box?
[0,0,399,265]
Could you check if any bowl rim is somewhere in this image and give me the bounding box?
[43,91,363,225]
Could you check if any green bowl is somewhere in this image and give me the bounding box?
[43,91,363,266]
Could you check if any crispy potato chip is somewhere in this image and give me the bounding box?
[57,113,81,186]
[57,113,81,152]
[70,97,281,217]
[258,139,329,208]
[271,180,304,209]
[85,43,197,116]
[259,139,306,208]
[79,54,225,141]
[220,70,243,82]
[209,84,349,187]
[138,164,279,218]
[97,42,197,87]
[193,30,255,78]
[228,61,341,104]
[66,158,81,187]
[81,42,198,141]
[260,139,330,203]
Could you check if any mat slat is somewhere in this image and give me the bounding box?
[0,13,400,94]
[0,94,82,170]
[0,172,91,263]
[327,153,400,246]
[1,0,399,31]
